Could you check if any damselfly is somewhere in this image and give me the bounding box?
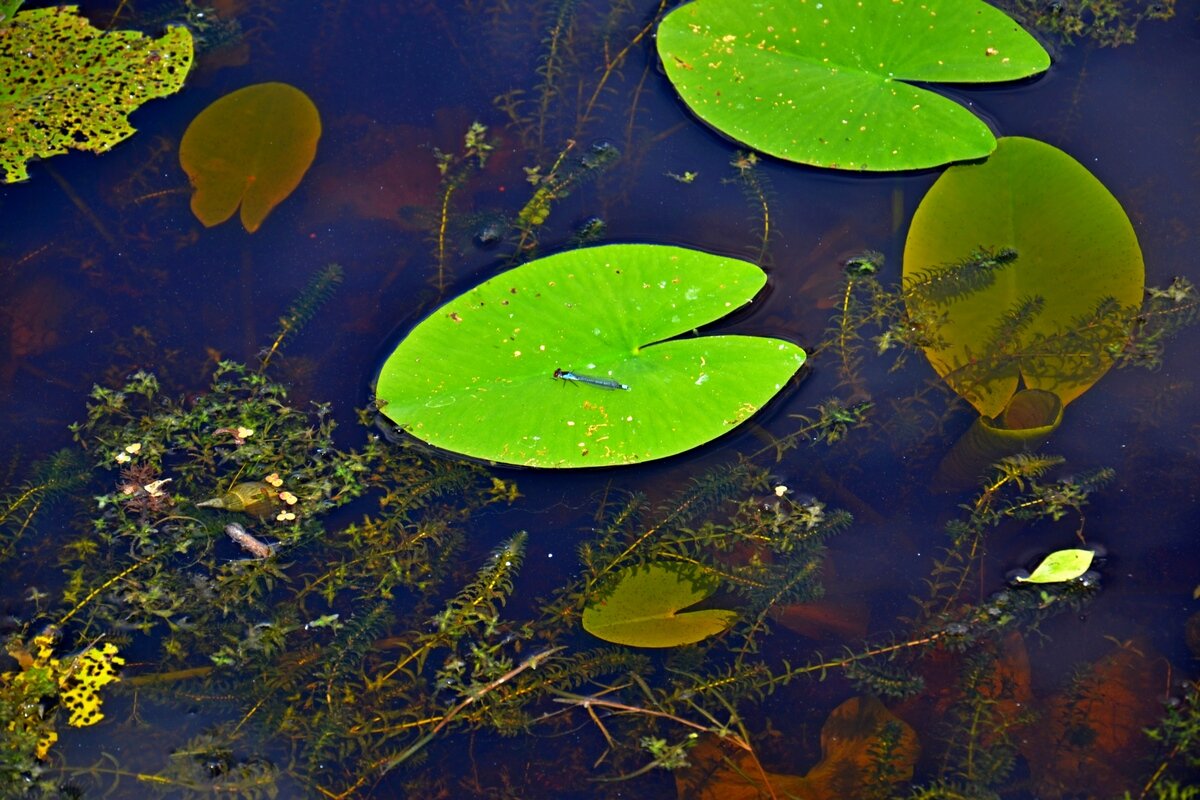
[553,368,630,391]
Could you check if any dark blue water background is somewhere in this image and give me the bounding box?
[2,0,1199,796]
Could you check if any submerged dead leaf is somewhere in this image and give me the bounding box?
[803,696,920,799]
[771,598,869,642]
[1020,639,1169,799]
[770,555,869,641]
[676,696,918,800]
[894,631,1033,743]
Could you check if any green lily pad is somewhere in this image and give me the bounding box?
[582,563,737,648]
[1016,549,1095,584]
[375,244,806,468]
[656,0,1049,171]
[179,83,322,233]
[903,137,1144,417]
[0,4,194,183]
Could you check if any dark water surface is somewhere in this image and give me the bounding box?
[3,1,1200,797]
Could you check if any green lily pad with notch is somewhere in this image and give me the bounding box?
[656,0,1049,171]
[0,4,194,183]
[1015,548,1095,584]
[903,137,1144,417]
[376,244,805,468]
[582,562,737,648]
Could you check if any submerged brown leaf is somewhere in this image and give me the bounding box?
[676,696,918,800]
[1020,639,1169,799]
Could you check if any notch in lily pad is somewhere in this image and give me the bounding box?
[375,244,806,468]
[582,562,737,648]
[1012,549,1096,584]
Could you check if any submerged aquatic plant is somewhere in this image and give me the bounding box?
[511,138,620,259]
[0,252,1183,799]
[429,121,496,291]
[996,0,1175,47]
[811,241,1195,465]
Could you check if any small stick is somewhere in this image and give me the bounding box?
[225,523,273,558]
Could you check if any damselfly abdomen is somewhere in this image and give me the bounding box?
[553,368,630,391]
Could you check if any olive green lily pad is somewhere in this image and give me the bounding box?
[656,0,1049,171]
[1016,549,1095,584]
[180,82,322,233]
[583,563,737,648]
[0,4,194,183]
[903,137,1144,417]
[375,244,806,468]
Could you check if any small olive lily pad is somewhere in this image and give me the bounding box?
[375,244,806,468]
[582,562,737,648]
[179,82,322,232]
[1015,549,1095,584]
[657,0,1049,171]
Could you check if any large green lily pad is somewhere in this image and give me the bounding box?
[180,82,322,233]
[0,4,194,183]
[583,562,737,648]
[656,0,1049,171]
[903,137,1144,417]
[375,244,806,468]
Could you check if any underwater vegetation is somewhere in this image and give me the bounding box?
[0,240,1193,796]
[1,0,1198,797]
[996,0,1176,47]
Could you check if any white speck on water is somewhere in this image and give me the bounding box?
[626,416,633,422]
[567,421,576,426]
[695,373,709,386]
[685,287,700,300]
[592,328,602,335]
[513,350,522,357]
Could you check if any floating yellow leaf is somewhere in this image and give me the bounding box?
[59,642,124,727]
[179,82,321,232]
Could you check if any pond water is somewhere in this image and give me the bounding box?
[2,0,1200,797]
